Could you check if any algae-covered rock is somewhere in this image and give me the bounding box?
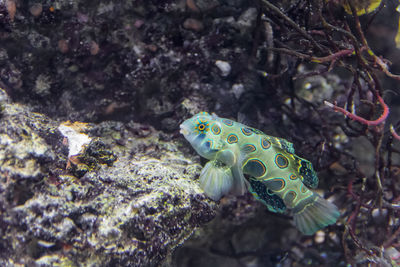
[0,89,216,266]
[0,89,57,180]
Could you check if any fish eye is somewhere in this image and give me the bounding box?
[194,119,209,134]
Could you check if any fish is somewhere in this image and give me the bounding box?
[180,111,340,235]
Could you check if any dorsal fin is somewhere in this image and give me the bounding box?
[294,155,319,189]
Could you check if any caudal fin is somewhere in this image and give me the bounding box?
[293,194,340,235]
[199,160,233,201]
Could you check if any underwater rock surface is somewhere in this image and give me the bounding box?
[0,89,216,266]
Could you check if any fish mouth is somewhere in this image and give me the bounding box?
[179,124,189,136]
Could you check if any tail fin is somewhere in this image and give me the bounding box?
[293,193,340,235]
[199,160,233,201]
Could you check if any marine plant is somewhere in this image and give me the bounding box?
[240,0,400,264]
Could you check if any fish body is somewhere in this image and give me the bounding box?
[180,112,340,235]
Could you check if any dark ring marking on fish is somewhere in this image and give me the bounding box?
[261,138,271,149]
[300,184,307,193]
[211,123,221,135]
[222,119,234,126]
[275,153,289,169]
[241,127,253,136]
[284,190,297,204]
[242,143,256,153]
[227,133,238,144]
[267,188,274,195]
[243,158,267,178]
[205,140,213,149]
[264,178,286,192]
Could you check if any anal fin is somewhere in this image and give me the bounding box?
[230,163,248,196]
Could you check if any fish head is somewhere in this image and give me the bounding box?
[180,112,222,159]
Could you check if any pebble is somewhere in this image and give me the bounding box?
[237,7,257,30]
[134,19,144,28]
[183,18,204,32]
[186,0,200,12]
[232,84,244,99]
[145,44,158,52]
[372,208,387,224]
[58,39,69,53]
[29,3,43,17]
[314,230,325,243]
[215,60,231,77]
[90,41,100,55]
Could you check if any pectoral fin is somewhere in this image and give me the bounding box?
[230,163,248,196]
[215,149,236,167]
[199,160,234,201]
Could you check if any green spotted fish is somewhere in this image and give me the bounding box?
[180,112,340,235]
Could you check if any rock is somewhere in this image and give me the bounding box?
[189,0,219,12]
[183,18,204,32]
[33,74,52,96]
[236,7,257,32]
[232,83,244,99]
[0,90,56,180]
[186,0,201,13]
[0,89,216,266]
[29,3,43,17]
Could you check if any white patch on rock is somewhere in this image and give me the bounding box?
[34,74,51,96]
[58,124,91,157]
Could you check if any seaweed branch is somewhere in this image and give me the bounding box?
[259,0,324,52]
[257,0,400,264]
[323,93,389,126]
[390,125,400,141]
